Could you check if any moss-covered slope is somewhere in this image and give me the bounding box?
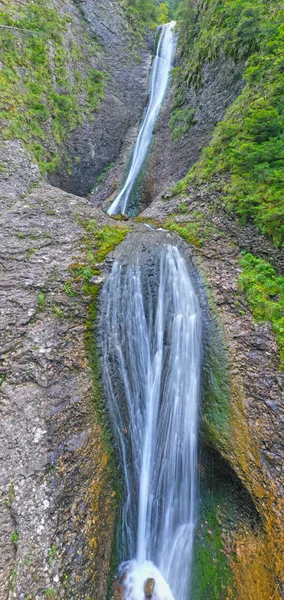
[174,0,284,246]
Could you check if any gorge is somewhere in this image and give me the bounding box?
[0,1,283,599]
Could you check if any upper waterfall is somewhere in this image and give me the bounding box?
[100,240,202,599]
[107,22,176,216]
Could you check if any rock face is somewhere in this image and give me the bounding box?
[0,0,152,198]
[139,52,245,207]
[93,48,245,211]
[48,0,153,196]
[0,141,117,599]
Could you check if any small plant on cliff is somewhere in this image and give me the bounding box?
[37,291,45,309]
[11,531,19,544]
[239,252,284,367]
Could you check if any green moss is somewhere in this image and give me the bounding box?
[94,162,115,186]
[202,319,231,450]
[0,0,106,174]
[169,106,195,142]
[175,0,284,246]
[238,252,284,367]
[94,225,129,262]
[63,281,76,297]
[11,530,19,544]
[164,212,220,247]
[192,480,236,600]
[26,247,37,259]
[79,223,129,596]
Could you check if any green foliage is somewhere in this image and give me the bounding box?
[0,0,106,174]
[164,212,219,246]
[175,0,284,246]
[123,0,159,33]
[26,247,37,260]
[11,531,19,544]
[51,305,64,318]
[169,106,195,141]
[238,252,284,367]
[47,545,57,566]
[37,291,45,309]
[158,3,169,24]
[94,225,130,262]
[45,588,56,599]
[64,281,76,297]
[95,163,115,185]
[69,223,129,284]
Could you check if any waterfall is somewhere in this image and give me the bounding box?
[107,22,176,216]
[100,243,202,600]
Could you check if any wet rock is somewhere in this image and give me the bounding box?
[112,579,124,600]
[144,577,155,598]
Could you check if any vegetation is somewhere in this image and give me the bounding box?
[0,0,106,174]
[37,291,45,309]
[122,0,179,34]
[11,531,19,544]
[173,0,284,246]
[238,253,284,367]
[164,211,220,246]
[68,222,129,286]
[169,106,195,141]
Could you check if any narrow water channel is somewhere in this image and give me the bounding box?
[107,22,176,215]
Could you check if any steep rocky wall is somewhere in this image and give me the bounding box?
[0,141,122,600]
[92,43,245,211]
[139,51,245,207]
[48,0,153,196]
[0,0,152,196]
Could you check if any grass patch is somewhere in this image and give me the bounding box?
[37,290,45,309]
[238,252,284,367]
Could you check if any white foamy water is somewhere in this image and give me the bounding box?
[100,244,202,599]
[107,22,176,215]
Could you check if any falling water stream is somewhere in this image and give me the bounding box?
[100,244,202,599]
[100,20,202,600]
[107,22,176,215]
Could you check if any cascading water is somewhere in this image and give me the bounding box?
[100,242,202,600]
[107,22,176,216]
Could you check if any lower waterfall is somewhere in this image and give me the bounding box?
[100,242,202,600]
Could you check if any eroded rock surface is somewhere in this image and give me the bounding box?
[140,53,245,207]
[0,141,117,599]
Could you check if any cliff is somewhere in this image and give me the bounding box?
[0,0,283,598]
